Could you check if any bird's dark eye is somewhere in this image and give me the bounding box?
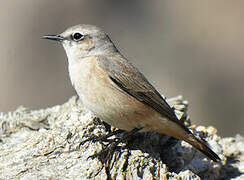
[72,32,84,41]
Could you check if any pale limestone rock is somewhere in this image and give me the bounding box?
[0,96,243,179]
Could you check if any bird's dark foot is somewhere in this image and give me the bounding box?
[88,138,122,164]
[79,129,124,148]
[88,128,142,163]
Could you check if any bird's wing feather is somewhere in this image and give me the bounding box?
[97,55,187,129]
[97,55,222,162]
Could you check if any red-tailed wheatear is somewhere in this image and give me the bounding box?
[43,24,220,162]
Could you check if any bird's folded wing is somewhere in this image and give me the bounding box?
[97,55,186,128]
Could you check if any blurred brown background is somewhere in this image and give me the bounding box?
[0,1,243,137]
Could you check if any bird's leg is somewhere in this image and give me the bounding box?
[79,129,124,148]
[88,127,143,163]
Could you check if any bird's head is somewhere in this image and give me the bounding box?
[43,24,118,60]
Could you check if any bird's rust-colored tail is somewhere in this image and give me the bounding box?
[156,117,221,162]
[184,133,221,162]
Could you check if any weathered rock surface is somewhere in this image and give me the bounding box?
[0,96,243,179]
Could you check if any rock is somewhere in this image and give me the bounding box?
[0,96,243,179]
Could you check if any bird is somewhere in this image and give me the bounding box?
[43,24,220,162]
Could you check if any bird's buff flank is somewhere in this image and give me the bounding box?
[43,24,221,162]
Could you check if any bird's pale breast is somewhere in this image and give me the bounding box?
[68,56,159,131]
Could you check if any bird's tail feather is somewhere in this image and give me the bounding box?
[184,133,221,162]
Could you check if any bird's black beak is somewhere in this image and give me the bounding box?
[42,35,64,42]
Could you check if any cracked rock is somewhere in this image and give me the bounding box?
[0,96,243,179]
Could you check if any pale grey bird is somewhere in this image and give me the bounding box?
[43,24,220,162]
